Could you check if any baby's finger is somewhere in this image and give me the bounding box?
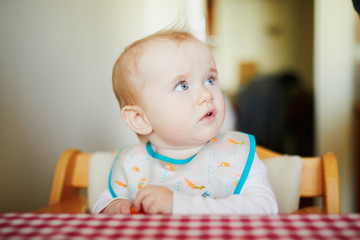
[147,203,162,214]
[134,187,151,211]
[140,193,156,213]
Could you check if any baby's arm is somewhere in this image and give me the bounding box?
[173,154,278,214]
[92,149,134,214]
[133,185,173,214]
[101,198,132,214]
[91,189,132,214]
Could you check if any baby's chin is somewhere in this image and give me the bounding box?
[149,122,224,148]
[192,130,221,145]
[160,136,214,150]
[204,122,224,138]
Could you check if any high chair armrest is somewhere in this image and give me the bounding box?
[34,195,89,213]
[292,206,325,214]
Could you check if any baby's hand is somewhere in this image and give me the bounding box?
[100,198,132,214]
[134,185,173,214]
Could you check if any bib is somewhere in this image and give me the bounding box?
[109,131,255,200]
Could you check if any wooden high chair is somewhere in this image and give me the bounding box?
[256,146,340,214]
[35,146,340,214]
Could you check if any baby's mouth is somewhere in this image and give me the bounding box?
[200,109,217,121]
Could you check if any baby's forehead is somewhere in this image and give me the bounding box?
[141,37,208,58]
[127,36,214,83]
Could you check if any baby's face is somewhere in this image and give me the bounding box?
[137,39,225,149]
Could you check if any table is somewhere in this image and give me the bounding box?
[1,213,360,239]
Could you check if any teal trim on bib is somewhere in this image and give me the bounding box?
[146,142,196,165]
[108,147,126,198]
[233,133,256,194]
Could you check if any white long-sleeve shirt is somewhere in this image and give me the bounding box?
[92,131,278,214]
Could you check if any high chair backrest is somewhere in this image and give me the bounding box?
[48,150,90,207]
[256,145,340,214]
[44,146,340,214]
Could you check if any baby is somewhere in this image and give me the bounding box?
[92,29,278,214]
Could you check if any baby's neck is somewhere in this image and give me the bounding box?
[151,143,206,160]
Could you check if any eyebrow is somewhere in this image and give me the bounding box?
[172,67,218,84]
[209,68,218,75]
[172,73,190,84]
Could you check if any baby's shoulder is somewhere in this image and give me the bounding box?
[204,131,255,157]
[116,143,148,163]
[201,131,255,165]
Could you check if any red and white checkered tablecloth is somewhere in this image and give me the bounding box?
[1,213,360,239]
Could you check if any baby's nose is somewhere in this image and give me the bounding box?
[197,88,214,105]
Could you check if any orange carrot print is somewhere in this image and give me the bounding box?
[210,137,218,142]
[235,174,241,186]
[137,178,147,189]
[164,164,175,171]
[132,166,140,172]
[115,181,127,187]
[228,139,245,145]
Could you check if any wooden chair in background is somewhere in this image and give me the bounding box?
[35,146,340,214]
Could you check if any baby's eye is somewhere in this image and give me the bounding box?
[205,77,215,86]
[175,81,189,91]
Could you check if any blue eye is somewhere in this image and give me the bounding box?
[175,81,189,91]
[205,77,215,86]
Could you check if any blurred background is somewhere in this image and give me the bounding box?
[0,0,359,213]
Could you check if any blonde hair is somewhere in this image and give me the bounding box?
[112,29,198,109]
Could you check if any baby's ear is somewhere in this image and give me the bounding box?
[120,105,153,135]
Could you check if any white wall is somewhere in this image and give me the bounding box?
[0,0,190,212]
[314,0,356,213]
